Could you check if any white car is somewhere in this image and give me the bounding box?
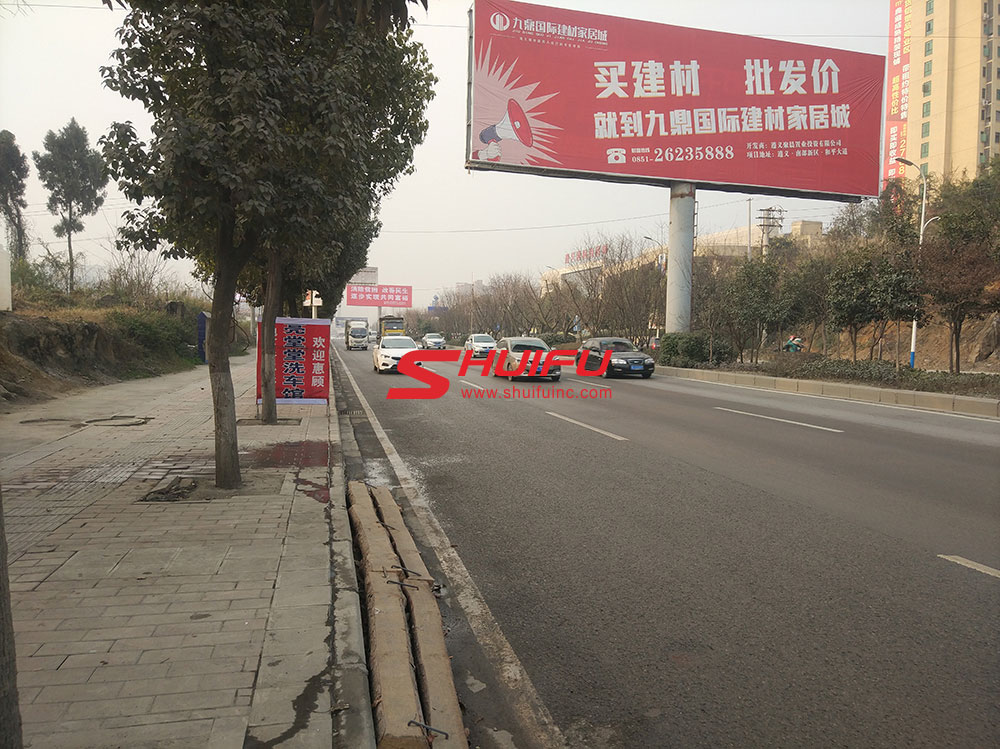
[464,334,496,358]
[373,335,420,373]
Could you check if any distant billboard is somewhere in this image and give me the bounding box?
[882,0,911,183]
[349,266,379,286]
[467,0,885,200]
[346,284,412,308]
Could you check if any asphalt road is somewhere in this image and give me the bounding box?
[335,343,1000,748]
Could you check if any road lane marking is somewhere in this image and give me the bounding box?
[459,379,485,391]
[680,378,1000,422]
[332,346,566,746]
[713,407,844,433]
[937,555,1000,579]
[545,411,628,441]
[568,376,600,386]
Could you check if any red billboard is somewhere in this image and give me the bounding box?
[345,284,412,307]
[882,0,911,184]
[468,0,885,200]
[256,317,330,405]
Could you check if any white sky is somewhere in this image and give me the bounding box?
[0,0,888,311]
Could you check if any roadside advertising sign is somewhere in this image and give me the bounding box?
[881,0,911,183]
[468,0,885,200]
[346,284,413,307]
[256,317,330,405]
[349,266,379,286]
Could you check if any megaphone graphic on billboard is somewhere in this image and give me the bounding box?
[473,99,533,162]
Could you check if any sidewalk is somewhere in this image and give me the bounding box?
[1,354,344,747]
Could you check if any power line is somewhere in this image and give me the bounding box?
[381,212,668,234]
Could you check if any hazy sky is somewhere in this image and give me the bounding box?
[0,1,888,312]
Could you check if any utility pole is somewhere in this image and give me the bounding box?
[756,206,785,256]
[746,198,752,260]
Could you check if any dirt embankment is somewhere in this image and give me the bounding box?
[0,312,167,408]
[816,314,1000,373]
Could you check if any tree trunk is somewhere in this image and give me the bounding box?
[954,318,963,375]
[208,242,242,490]
[850,328,858,362]
[66,205,75,294]
[260,248,282,425]
[896,320,901,374]
[0,487,24,749]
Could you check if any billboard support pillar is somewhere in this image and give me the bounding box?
[665,182,695,333]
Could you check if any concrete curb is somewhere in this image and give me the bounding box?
[656,365,1000,418]
[329,397,378,749]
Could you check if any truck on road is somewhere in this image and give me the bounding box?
[345,320,369,350]
[378,315,405,340]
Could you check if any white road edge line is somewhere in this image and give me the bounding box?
[332,347,567,747]
[545,411,628,441]
[714,406,844,433]
[459,379,485,391]
[937,555,1000,579]
[679,377,999,423]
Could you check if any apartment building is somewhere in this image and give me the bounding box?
[885,0,999,181]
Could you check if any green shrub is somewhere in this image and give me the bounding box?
[781,357,1000,398]
[106,309,197,360]
[538,332,578,348]
[658,332,734,367]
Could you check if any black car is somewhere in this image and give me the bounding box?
[578,337,655,378]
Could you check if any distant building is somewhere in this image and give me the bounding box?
[696,219,824,257]
[454,280,485,296]
[884,0,996,181]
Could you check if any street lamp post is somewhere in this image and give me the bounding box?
[894,156,933,369]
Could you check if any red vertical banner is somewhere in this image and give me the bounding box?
[255,317,330,405]
[882,0,911,184]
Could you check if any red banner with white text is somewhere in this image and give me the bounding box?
[468,0,885,199]
[255,318,330,405]
[345,284,412,308]
[881,0,911,184]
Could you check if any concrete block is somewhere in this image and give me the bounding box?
[330,539,359,592]
[246,715,332,748]
[248,684,331,728]
[272,586,330,609]
[774,378,799,392]
[752,375,777,389]
[878,388,900,404]
[332,663,376,749]
[912,391,955,412]
[716,372,737,384]
[953,395,1000,418]
[796,379,823,395]
[849,385,880,402]
[207,716,250,749]
[821,382,852,399]
[256,651,328,688]
[332,589,366,666]
[262,627,328,658]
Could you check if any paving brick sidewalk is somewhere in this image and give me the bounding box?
[1,355,341,747]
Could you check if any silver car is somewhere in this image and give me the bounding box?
[464,334,496,358]
[494,337,561,382]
